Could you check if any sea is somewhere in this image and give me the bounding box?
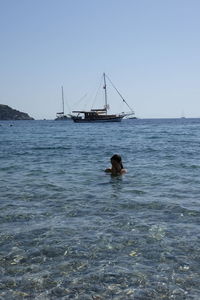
[0,118,200,300]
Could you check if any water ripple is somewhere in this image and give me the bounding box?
[1,119,200,298]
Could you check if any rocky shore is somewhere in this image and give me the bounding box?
[0,104,34,120]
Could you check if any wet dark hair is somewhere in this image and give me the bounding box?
[111,154,124,169]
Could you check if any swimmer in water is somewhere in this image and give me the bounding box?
[105,154,127,175]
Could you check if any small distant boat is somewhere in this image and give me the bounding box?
[55,86,71,121]
[180,110,186,119]
[126,116,137,119]
[71,73,135,123]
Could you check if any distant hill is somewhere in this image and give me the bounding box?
[0,104,34,120]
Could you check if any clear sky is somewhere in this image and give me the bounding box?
[1,0,200,119]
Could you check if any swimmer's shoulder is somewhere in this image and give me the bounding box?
[105,168,127,175]
[121,169,127,174]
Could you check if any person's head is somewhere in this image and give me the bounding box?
[111,154,124,169]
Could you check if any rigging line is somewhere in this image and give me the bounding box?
[91,74,104,109]
[65,101,72,114]
[73,93,88,107]
[105,74,135,114]
[62,87,72,114]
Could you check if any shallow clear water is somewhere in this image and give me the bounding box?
[0,118,200,299]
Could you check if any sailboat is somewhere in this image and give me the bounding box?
[181,110,186,119]
[71,73,134,123]
[55,86,71,120]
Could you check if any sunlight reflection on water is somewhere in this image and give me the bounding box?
[1,119,200,299]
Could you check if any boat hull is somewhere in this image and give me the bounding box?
[72,116,123,123]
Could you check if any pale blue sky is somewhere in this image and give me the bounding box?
[0,0,200,119]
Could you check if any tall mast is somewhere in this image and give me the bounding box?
[61,86,64,114]
[103,73,108,114]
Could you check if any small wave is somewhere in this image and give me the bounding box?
[0,213,35,224]
[31,146,71,151]
[120,200,166,211]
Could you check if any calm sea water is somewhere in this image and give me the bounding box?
[1,118,200,300]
